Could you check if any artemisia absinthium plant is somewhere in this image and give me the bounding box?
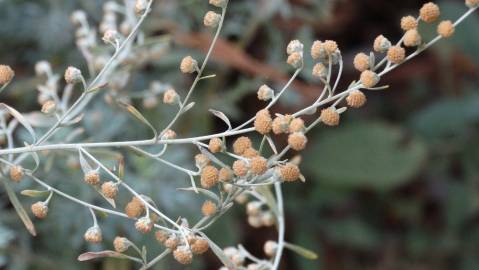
[0,0,478,269]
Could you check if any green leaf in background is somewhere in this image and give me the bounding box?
[305,121,427,191]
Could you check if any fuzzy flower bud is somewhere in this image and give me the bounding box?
[208,137,223,153]
[373,35,391,53]
[219,167,233,182]
[125,199,145,218]
[320,108,340,126]
[233,160,249,177]
[287,52,303,68]
[135,217,153,234]
[272,114,293,134]
[311,41,326,60]
[257,84,274,101]
[437,20,455,38]
[201,200,217,216]
[201,165,219,188]
[191,238,209,254]
[180,56,198,74]
[9,165,24,182]
[173,246,193,265]
[353,53,370,72]
[288,132,308,151]
[401,16,418,31]
[287,40,304,55]
[312,63,327,78]
[387,46,406,64]
[233,136,252,155]
[102,29,120,44]
[113,237,130,253]
[31,202,48,219]
[135,0,147,14]
[204,11,221,28]
[466,0,479,8]
[289,118,305,133]
[263,241,278,257]
[101,181,119,199]
[323,40,338,55]
[360,70,380,88]
[0,65,15,85]
[84,226,102,244]
[41,100,56,114]
[403,29,422,47]
[420,2,440,23]
[346,90,367,108]
[161,129,177,140]
[163,88,179,104]
[84,171,100,185]
[254,109,272,135]
[242,147,259,158]
[64,66,83,84]
[164,235,179,250]
[155,230,168,243]
[278,163,301,182]
[209,0,228,8]
[250,156,268,175]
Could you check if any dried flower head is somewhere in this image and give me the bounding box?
[288,118,305,133]
[287,52,303,68]
[257,84,274,101]
[264,241,278,257]
[246,201,262,216]
[233,159,249,177]
[219,167,233,182]
[191,238,209,254]
[101,181,118,199]
[113,237,130,253]
[135,217,153,234]
[353,53,370,72]
[180,56,198,74]
[248,215,263,228]
[163,88,179,104]
[360,70,380,88]
[195,154,211,168]
[200,165,219,188]
[323,40,338,54]
[64,66,83,84]
[84,226,102,244]
[311,40,325,60]
[312,63,327,78]
[102,29,120,44]
[420,2,440,23]
[242,147,259,158]
[31,202,49,219]
[204,11,221,28]
[373,35,391,53]
[401,16,418,31]
[135,0,147,14]
[287,40,304,55]
[403,29,422,47]
[84,171,100,185]
[161,129,177,140]
[346,90,367,108]
[261,211,275,227]
[466,0,479,8]
[125,200,144,218]
[278,163,301,182]
[208,137,223,153]
[437,20,455,38]
[250,156,268,175]
[320,108,340,126]
[209,0,228,8]
[41,100,56,114]
[288,132,308,151]
[201,200,217,216]
[9,165,24,182]
[387,46,406,64]
[155,230,168,243]
[0,65,15,85]
[272,114,293,134]
[254,109,272,135]
[173,246,193,265]
[233,136,252,155]
[164,235,179,250]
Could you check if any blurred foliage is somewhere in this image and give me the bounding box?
[1,0,479,270]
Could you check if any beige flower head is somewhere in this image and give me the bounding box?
[41,100,57,114]
[373,35,391,53]
[84,226,103,244]
[287,40,304,55]
[195,153,211,169]
[84,171,100,185]
[288,132,308,151]
[264,241,278,257]
[312,63,327,78]
[242,147,259,158]
[401,16,418,31]
[9,165,24,182]
[204,11,221,28]
[164,235,179,250]
[163,88,179,104]
[180,56,198,74]
[135,217,153,234]
[323,40,338,55]
[209,0,228,8]
[31,202,49,219]
[289,118,305,133]
[320,108,340,126]
[219,167,234,182]
[437,20,455,38]
[155,230,168,243]
[346,90,367,108]
[278,163,301,182]
[64,66,83,84]
[287,52,303,68]
[387,46,406,64]
[0,65,14,85]
[254,109,273,135]
[191,238,209,254]
[173,246,193,265]
[113,237,130,253]
[311,40,326,60]
[272,114,293,134]
[360,70,380,88]
[208,137,223,153]
[233,159,249,177]
[101,181,119,199]
[233,136,252,155]
[353,53,370,72]
[420,2,440,23]
[200,165,219,188]
[403,29,422,47]
[257,84,274,101]
[466,0,479,8]
[250,156,268,175]
[201,200,217,216]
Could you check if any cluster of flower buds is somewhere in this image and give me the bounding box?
[286,40,304,68]
[155,227,210,265]
[245,200,275,228]
[311,39,340,79]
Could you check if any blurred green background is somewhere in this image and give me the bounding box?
[1,0,479,269]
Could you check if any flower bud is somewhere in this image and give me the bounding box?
[9,165,24,182]
[201,200,217,216]
[84,226,103,244]
[286,40,304,55]
[135,217,153,234]
[64,66,83,84]
[113,237,131,253]
[191,237,209,254]
[204,11,221,28]
[263,241,278,257]
[84,171,100,185]
[209,0,228,8]
[180,56,198,74]
[41,100,56,114]
[257,84,274,101]
[31,202,49,219]
[101,181,119,199]
[0,65,14,85]
[173,246,193,265]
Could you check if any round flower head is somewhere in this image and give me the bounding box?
[164,235,179,250]
[353,53,370,72]
[323,40,338,55]
[84,171,100,185]
[250,156,268,175]
[360,70,380,88]
[289,118,305,133]
[466,0,479,8]
[219,167,233,182]
[254,109,272,135]
[191,238,209,254]
[208,137,223,153]
[312,63,327,78]
[84,226,103,244]
[64,66,83,84]
[403,29,422,47]
[135,0,147,14]
[35,61,52,76]
[233,136,252,155]
[209,0,228,8]
[204,11,221,28]
[195,154,211,168]
[311,40,326,60]
[287,40,304,55]
[113,237,130,253]
[173,246,193,265]
[264,241,278,257]
[272,114,293,134]
[320,108,340,126]
[437,20,455,38]
[201,200,217,216]
[346,90,367,108]
[135,217,153,234]
[248,215,263,228]
[261,211,275,227]
[257,84,274,101]
[155,230,168,243]
[242,147,259,158]
[102,29,120,44]
[287,52,303,68]
[41,100,56,114]
[288,132,308,151]
[246,201,262,216]
[9,165,24,182]
[101,181,119,199]
[31,202,48,219]
[161,129,177,140]
[0,65,14,85]
[420,2,440,23]
[233,160,249,177]
[373,35,391,53]
[163,88,179,104]
[125,200,144,218]
[278,163,301,182]
[387,46,406,64]
[401,16,418,31]
[180,56,198,74]
[200,165,219,188]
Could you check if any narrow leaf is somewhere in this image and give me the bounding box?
[118,101,157,138]
[284,242,319,260]
[78,251,130,261]
[209,109,232,130]
[1,177,36,236]
[21,189,50,198]
[182,102,195,113]
[199,233,236,269]
[0,103,36,143]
